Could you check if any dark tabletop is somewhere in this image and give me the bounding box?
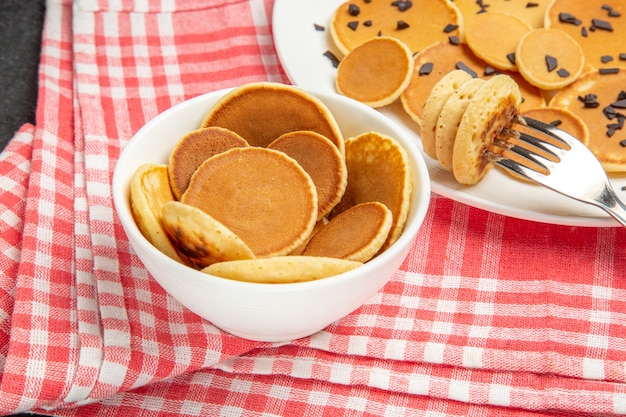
[0,0,45,151]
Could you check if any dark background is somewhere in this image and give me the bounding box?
[0,0,45,151]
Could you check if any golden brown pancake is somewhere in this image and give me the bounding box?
[464,11,533,71]
[453,0,551,29]
[516,28,585,90]
[330,0,462,55]
[201,82,344,154]
[401,42,544,130]
[545,0,626,72]
[453,74,522,184]
[168,126,249,199]
[550,70,626,172]
[203,256,363,284]
[268,130,347,220]
[331,132,412,251]
[421,69,473,159]
[181,147,318,257]
[435,78,486,171]
[335,37,414,108]
[161,201,255,269]
[129,163,182,262]
[302,201,392,263]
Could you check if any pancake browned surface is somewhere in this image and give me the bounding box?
[545,0,626,71]
[336,37,414,108]
[330,0,462,55]
[453,74,522,184]
[161,201,255,269]
[401,42,544,129]
[454,0,551,29]
[302,202,392,263]
[332,132,412,251]
[129,163,182,262]
[516,28,585,90]
[421,69,473,159]
[203,256,363,284]
[435,77,486,171]
[168,126,248,199]
[181,147,318,258]
[201,82,344,153]
[465,11,533,71]
[268,130,347,220]
[550,70,626,172]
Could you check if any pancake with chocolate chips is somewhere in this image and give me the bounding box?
[545,0,626,72]
[400,42,544,130]
[335,36,414,108]
[201,82,344,154]
[453,0,551,29]
[550,69,626,172]
[464,11,533,72]
[515,28,585,90]
[330,0,462,55]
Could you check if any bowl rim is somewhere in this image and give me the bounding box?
[112,84,431,291]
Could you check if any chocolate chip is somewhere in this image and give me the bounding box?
[507,53,516,65]
[609,9,621,17]
[611,98,626,108]
[620,53,626,60]
[363,20,372,26]
[484,66,497,76]
[397,20,410,30]
[443,23,459,33]
[391,1,413,12]
[456,61,477,78]
[599,67,620,74]
[347,21,359,31]
[550,119,563,127]
[348,4,360,16]
[526,2,539,7]
[546,55,558,72]
[620,139,626,147]
[591,18,613,31]
[559,12,581,25]
[601,55,614,63]
[604,105,618,119]
[314,23,325,31]
[557,68,570,77]
[448,35,460,45]
[323,50,340,68]
[419,62,434,76]
[578,93,600,108]
[581,26,588,37]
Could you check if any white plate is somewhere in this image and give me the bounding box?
[272,0,626,227]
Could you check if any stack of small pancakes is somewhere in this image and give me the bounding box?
[328,0,626,178]
[129,83,413,283]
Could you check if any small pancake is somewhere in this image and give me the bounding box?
[453,74,522,184]
[161,201,255,269]
[181,147,318,257]
[129,163,182,262]
[435,77,486,171]
[330,0,462,55]
[289,218,329,256]
[545,0,626,72]
[201,82,344,154]
[465,11,533,71]
[331,132,412,251]
[168,126,249,199]
[268,131,347,220]
[302,202,392,263]
[203,256,363,284]
[421,69,473,159]
[453,0,551,29]
[550,70,626,172]
[516,28,585,90]
[335,37,414,108]
[401,42,544,129]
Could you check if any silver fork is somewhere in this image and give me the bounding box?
[485,115,626,227]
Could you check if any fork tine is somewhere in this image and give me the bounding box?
[498,128,561,161]
[514,115,572,150]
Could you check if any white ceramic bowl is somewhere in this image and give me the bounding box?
[112,85,431,342]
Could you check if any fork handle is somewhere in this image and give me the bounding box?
[594,184,626,227]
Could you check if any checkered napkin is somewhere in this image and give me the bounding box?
[0,0,625,416]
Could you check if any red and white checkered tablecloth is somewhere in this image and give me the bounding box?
[0,0,625,416]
